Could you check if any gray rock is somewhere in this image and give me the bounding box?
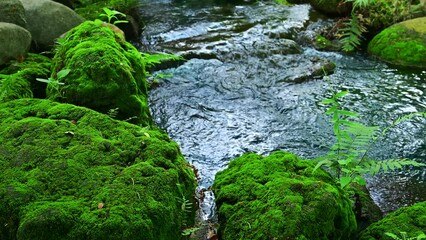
[0,22,32,66]
[21,0,84,50]
[0,0,27,28]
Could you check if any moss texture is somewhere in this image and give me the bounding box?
[0,98,196,240]
[368,17,426,68]
[359,201,426,240]
[0,53,52,102]
[213,151,357,240]
[50,21,151,125]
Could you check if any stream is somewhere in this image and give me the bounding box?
[138,0,426,230]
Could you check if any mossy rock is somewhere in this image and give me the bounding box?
[0,98,197,240]
[368,17,426,68]
[213,151,357,240]
[0,53,52,102]
[359,201,426,240]
[309,0,351,16]
[50,20,151,125]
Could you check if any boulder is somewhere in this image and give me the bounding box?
[0,22,31,66]
[213,151,357,240]
[359,201,426,239]
[21,0,84,50]
[49,21,152,125]
[0,98,197,240]
[0,54,52,102]
[368,17,426,68]
[0,0,27,28]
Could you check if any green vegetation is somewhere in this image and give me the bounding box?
[360,201,426,239]
[49,20,152,125]
[0,54,52,102]
[0,99,196,240]
[314,91,425,190]
[213,151,356,240]
[368,19,426,68]
[75,0,139,21]
[98,7,129,25]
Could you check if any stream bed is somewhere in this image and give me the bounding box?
[138,0,426,227]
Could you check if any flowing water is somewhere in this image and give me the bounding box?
[138,0,426,229]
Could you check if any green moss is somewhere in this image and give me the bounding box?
[0,54,52,102]
[75,0,139,21]
[0,99,196,240]
[359,201,426,240]
[368,18,426,68]
[50,21,151,125]
[213,151,357,240]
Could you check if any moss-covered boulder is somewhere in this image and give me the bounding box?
[0,53,52,102]
[309,0,351,16]
[368,17,426,68]
[0,99,197,240]
[213,151,357,240]
[359,201,426,240]
[50,21,151,125]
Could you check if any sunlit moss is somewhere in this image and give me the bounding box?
[50,21,151,125]
[213,151,357,240]
[0,98,196,240]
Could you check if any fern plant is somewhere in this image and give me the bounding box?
[385,231,426,240]
[314,91,426,190]
[339,13,367,52]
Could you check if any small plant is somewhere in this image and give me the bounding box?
[98,7,128,25]
[36,68,70,98]
[181,227,200,236]
[385,231,426,240]
[313,91,426,190]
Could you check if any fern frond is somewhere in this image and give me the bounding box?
[364,159,425,176]
[339,14,367,52]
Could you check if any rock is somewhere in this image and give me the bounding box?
[0,0,27,28]
[213,151,357,240]
[21,0,84,51]
[0,54,52,102]
[368,17,426,69]
[49,21,151,125]
[0,98,197,240]
[0,22,31,66]
[359,201,426,239]
[309,0,351,16]
[52,0,75,9]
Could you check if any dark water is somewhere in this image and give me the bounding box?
[138,0,426,225]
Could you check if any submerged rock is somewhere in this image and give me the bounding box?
[21,0,84,50]
[0,99,197,240]
[213,151,357,240]
[359,201,426,239]
[50,21,151,125]
[0,23,31,66]
[368,17,426,68]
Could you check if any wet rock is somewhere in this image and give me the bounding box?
[359,201,426,239]
[0,0,27,28]
[49,21,151,125]
[213,151,357,240]
[0,23,31,66]
[0,98,197,240]
[368,17,426,68]
[21,0,84,51]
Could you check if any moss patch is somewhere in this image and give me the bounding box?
[0,54,52,102]
[0,99,196,240]
[359,201,426,240]
[213,151,357,240]
[50,21,151,125]
[368,17,426,68]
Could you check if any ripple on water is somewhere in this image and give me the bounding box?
[143,0,426,223]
